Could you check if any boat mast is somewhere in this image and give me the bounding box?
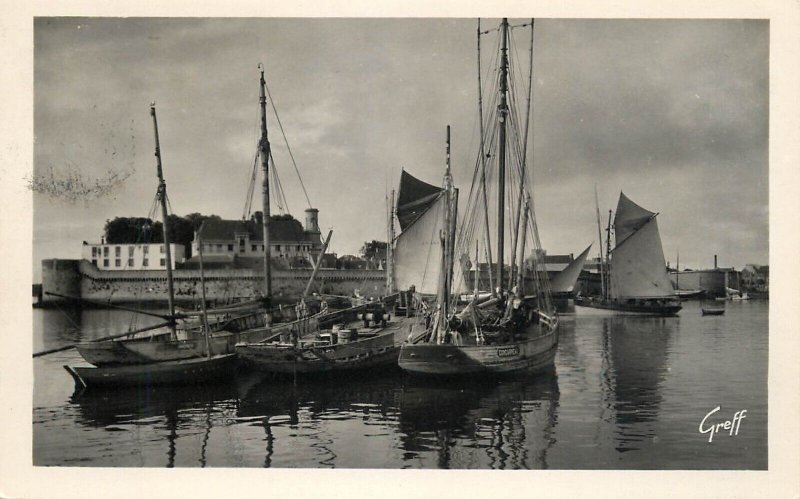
[150,103,177,339]
[594,185,606,299]
[197,235,211,358]
[442,125,454,326]
[386,189,395,293]
[477,19,495,296]
[515,196,529,295]
[258,65,273,302]
[510,18,535,290]
[605,209,613,300]
[496,17,510,292]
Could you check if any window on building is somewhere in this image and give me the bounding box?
[143,246,149,255]
[252,244,257,251]
[143,258,149,267]
[128,258,134,267]
[115,259,121,267]
[160,258,166,267]
[103,247,109,257]
[91,259,97,266]
[228,244,234,251]
[128,246,135,256]
[275,245,281,251]
[92,247,98,257]
[115,246,121,257]
[160,245,165,254]
[103,259,109,267]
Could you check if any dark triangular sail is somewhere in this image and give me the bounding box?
[396,169,445,231]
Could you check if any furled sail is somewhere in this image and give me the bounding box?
[609,193,673,299]
[393,172,446,295]
[549,244,592,293]
[396,169,445,231]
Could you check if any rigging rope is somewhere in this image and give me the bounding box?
[263,81,312,209]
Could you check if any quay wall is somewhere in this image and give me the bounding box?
[41,259,81,303]
[40,259,387,306]
[669,269,741,298]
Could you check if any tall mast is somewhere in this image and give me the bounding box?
[510,18,535,290]
[442,125,453,323]
[515,197,529,295]
[496,18,509,291]
[605,209,612,300]
[594,185,606,299]
[259,65,273,301]
[197,235,211,358]
[477,18,495,296]
[386,189,395,293]
[150,104,177,339]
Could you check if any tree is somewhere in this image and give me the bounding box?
[104,217,157,244]
[359,240,387,269]
[185,212,221,232]
[104,213,216,258]
[165,214,195,258]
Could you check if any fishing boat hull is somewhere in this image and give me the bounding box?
[63,354,237,389]
[573,297,681,316]
[398,326,558,376]
[74,310,322,367]
[236,338,400,375]
[76,331,237,367]
[236,315,415,375]
[701,308,725,316]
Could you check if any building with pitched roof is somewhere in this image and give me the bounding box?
[187,209,322,269]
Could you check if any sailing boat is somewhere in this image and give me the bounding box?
[398,18,559,376]
[549,245,592,297]
[234,68,418,375]
[574,192,682,316]
[64,104,237,388]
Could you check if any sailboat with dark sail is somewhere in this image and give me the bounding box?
[574,192,682,316]
[398,18,559,376]
[393,169,447,298]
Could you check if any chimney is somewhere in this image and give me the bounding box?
[714,254,718,269]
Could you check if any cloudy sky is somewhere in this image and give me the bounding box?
[31,17,768,281]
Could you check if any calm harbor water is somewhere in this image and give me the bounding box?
[32,300,767,469]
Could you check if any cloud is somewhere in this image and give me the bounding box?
[32,18,769,280]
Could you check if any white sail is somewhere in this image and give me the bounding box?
[549,244,592,293]
[394,191,446,295]
[609,193,674,299]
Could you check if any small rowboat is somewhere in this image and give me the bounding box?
[63,354,237,389]
[701,308,725,316]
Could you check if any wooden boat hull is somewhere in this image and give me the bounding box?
[235,315,415,375]
[398,328,558,376]
[236,331,398,374]
[74,312,325,367]
[573,298,681,316]
[701,308,725,316]
[76,332,237,366]
[63,354,237,389]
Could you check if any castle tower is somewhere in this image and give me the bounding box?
[304,208,320,234]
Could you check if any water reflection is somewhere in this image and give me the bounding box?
[398,372,560,469]
[69,381,240,467]
[603,317,676,452]
[37,302,766,469]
